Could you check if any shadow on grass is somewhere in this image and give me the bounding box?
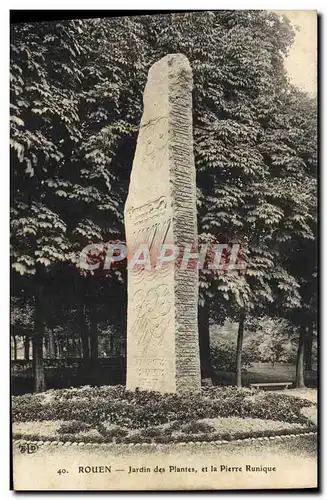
[213,362,317,388]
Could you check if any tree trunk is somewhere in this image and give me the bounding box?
[305,323,313,371]
[295,326,306,388]
[235,310,245,388]
[53,338,58,359]
[48,331,56,359]
[109,331,114,355]
[24,335,30,360]
[33,283,45,393]
[66,333,70,358]
[44,335,49,359]
[79,303,90,359]
[198,301,213,385]
[89,304,98,360]
[77,337,83,358]
[12,335,17,360]
[57,340,63,359]
[72,336,77,358]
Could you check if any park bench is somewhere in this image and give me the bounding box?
[250,382,293,391]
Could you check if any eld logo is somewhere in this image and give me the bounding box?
[18,443,39,454]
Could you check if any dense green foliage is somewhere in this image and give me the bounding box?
[211,340,257,372]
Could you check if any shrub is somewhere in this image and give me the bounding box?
[241,395,313,425]
[165,420,182,432]
[140,427,164,437]
[153,434,172,444]
[57,421,91,435]
[210,341,257,372]
[12,395,45,422]
[123,433,151,444]
[180,420,216,434]
[97,424,128,439]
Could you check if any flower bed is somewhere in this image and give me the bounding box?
[13,415,309,443]
[12,385,314,429]
[12,386,316,445]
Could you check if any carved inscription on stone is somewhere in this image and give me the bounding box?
[124,54,201,394]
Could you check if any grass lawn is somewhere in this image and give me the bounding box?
[12,385,316,444]
[214,362,317,387]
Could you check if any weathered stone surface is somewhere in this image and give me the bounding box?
[124,54,201,394]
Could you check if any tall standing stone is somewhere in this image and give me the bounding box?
[124,54,201,394]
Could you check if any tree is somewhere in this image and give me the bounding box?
[10,295,34,360]
[235,310,245,386]
[136,11,315,382]
[246,315,296,366]
[10,20,90,390]
[10,18,144,389]
[270,89,317,387]
[295,326,306,388]
[305,323,316,372]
